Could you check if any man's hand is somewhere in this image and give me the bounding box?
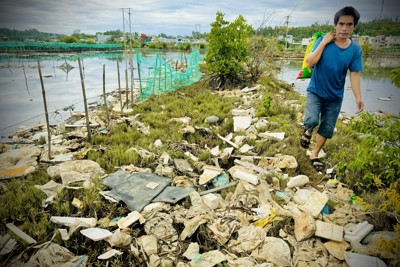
[321,32,336,45]
[355,97,364,114]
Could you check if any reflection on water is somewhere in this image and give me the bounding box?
[0,51,187,137]
[277,60,400,116]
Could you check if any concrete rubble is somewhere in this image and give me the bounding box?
[0,84,398,266]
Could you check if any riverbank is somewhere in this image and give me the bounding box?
[1,70,399,266]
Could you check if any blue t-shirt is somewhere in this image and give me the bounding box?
[307,37,364,102]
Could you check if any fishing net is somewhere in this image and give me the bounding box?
[133,49,204,100]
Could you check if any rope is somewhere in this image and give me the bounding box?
[0,95,100,133]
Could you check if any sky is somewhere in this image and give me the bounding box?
[0,0,399,37]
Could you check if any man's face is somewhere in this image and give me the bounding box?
[335,15,355,39]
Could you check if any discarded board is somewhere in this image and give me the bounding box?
[6,223,37,244]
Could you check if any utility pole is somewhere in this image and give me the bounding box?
[195,24,201,47]
[380,0,384,19]
[284,6,296,53]
[121,8,134,106]
[121,8,132,50]
[285,15,289,53]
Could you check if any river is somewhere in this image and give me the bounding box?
[277,59,400,117]
[0,52,399,139]
[0,51,183,138]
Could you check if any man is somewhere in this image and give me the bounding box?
[300,6,364,171]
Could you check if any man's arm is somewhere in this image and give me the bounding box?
[305,32,336,68]
[350,71,364,114]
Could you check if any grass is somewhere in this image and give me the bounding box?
[1,70,399,266]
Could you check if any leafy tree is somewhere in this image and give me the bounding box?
[389,68,400,89]
[205,12,253,89]
[245,36,280,83]
[103,29,124,40]
[60,35,79,43]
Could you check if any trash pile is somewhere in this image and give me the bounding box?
[0,85,398,267]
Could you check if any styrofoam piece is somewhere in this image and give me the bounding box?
[232,170,259,185]
[80,228,112,241]
[315,220,343,242]
[202,193,219,209]
[5,223,37,244]
[50,216,97,227]
[344,221,374,243]
[344,252,387,267]
[98,249,123,260]
[117,211,143,229]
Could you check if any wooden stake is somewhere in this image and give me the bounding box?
[117,61,123,113]
[125,68,128,107]
[78,58,91,142]
[130,56,134,107]
[103,64,110,125]
[37,60,51,160]
[136,53,142,95]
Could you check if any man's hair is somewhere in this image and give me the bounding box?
[334,6,360,26]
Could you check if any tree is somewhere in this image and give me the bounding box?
[389,68,400,89]
[245,36,280,83]
[205,12,253,89]
[60,35,79,43]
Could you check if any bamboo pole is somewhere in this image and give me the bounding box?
[125,68,128,107]
[78,58,91,142]
[37,60,51,160]
[136,53,142,95]
[130,56,134,107]
[103,64,110,125]
[117,61,123,113]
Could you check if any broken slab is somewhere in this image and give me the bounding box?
[80,228,112,241]
[315,220,343,242]
[301,190,329,217]
[47,160,105,185]
[102,171,171,212]
[0,234,17,256]
[287,175,309,188]
[183,242,199,260]
[231,170,259,185]
[199,165,223,185]
[233,116,252,132]
[201,193,220,209]
[138,235,158,256]
[117,211,144,229]
[216,134,239,148]
[0,145,40,180]
[258,131,285,140]
[98,249,123,260]
[106,228,132,247]
[50,216,97,227]
[294,212,316,242]
[344,221,374,243]
[324,240,350,261]
[6,223,37,244]
[344,251,387,267]
[34,180,64,198]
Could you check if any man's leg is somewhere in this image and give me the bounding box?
[302,92,321,148]
[311,100,342,170]
[311,134,326,160]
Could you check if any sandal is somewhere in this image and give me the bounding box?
[300,128,311,149]
[311,158,325,172]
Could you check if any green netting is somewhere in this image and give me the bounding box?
[0,42,122,52]
[134,49,203,101]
